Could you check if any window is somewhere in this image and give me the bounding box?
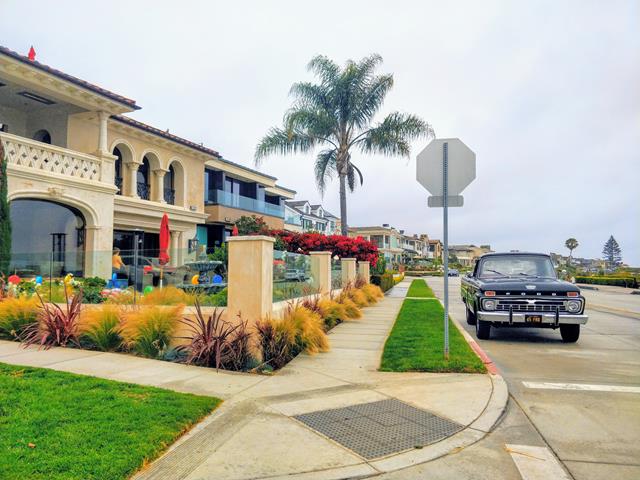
[33,129,51,144]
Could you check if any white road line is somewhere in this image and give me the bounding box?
[523,381,640,393]
[505,444,571,480]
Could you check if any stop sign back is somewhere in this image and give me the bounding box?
[416,138,476,196]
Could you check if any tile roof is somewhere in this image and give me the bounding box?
[0,45,140,110]
[112,115,221,158]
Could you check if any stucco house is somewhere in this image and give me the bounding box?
[0,45,293,279]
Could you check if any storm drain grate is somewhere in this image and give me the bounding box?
[294,398,463,459]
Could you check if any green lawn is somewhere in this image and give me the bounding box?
[406,279,435,298]
[380,299,486,373]
[0,363,221,480]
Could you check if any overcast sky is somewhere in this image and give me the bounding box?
[3,0,639,264]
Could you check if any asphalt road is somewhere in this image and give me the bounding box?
[377,276,640,480]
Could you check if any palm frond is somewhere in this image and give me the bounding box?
[351,73,394,130]
[254,127,316,165]
[307,55,340,86]
[314,149,337,196]
[346,162,364,192]
[355,112,433,157]
[284,108,338,145]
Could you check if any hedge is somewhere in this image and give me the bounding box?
[371,272,395,292]
[575,276,639,288]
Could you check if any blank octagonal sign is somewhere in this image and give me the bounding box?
[416,138,476,196]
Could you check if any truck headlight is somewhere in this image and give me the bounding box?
[483,299,498,311]
[566,300,581,313]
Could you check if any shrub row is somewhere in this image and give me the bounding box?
[0,283,385,373]
[575,276,639,289]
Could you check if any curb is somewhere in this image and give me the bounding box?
[448,309,500,375]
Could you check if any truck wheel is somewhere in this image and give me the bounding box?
[476,319,491,340]
[466,307,477,325]
[560,324,580,343]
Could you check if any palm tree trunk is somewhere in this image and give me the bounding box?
[339,173,348,236]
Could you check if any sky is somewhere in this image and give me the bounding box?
[2,0,639,264]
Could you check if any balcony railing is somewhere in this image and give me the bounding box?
[1,132,103,182]
[206,189,284,218]
[137,181,150,200]
[164,187,175,205]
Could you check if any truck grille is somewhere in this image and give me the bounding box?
[496,299,568,313]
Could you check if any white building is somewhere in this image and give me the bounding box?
[284,200,339,234]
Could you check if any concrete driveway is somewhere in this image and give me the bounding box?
[379,276,640,480]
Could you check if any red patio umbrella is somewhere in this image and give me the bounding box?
[158,214,170,287]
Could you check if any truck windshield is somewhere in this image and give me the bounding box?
[478,255,556,279]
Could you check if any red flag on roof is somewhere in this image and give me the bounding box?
[28,46,36,61]
[231,224,239,236]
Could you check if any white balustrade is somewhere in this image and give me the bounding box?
[1,132,103,182]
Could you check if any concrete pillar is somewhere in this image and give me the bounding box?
[310,251,332,295]
[97,111,109,155]
[357,261,370,284]
[152,168,167,203]
[169,231,179,267]
[84,225,113,279]
[227,235,275,321]
[341,258,357,287]
[126,162,140,198]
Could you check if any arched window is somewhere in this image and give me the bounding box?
[9,199,86,276]
[164,165,175,204]
[137,157,150,200]
[33,129,51,144]
[113,147,123,194]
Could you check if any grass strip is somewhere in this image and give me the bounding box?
[0,362,221,480]
[380,299,486,373]
[406,279,435,298]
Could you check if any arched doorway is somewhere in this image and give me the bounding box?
[137,156,150,200]
[113,147,123,194]
[33,129,51,144]
[9,199,86,277]
[164,164,175,204]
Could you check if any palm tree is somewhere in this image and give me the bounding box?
[565,238,578,265]
[255,54,434,235]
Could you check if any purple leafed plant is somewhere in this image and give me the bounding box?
[21,290,83,349]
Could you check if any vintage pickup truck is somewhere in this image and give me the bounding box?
[461,252,588,342]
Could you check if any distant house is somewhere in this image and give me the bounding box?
[448,244,493,266]
[284,200,339,234]
[427,239,443,261]
[348,225,404,264]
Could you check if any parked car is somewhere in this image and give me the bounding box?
[285,269,307,282]
[461,252,588,342]
[448,268,459,277]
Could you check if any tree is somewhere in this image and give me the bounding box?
[235,215,269,235]
[564,238,579,265]
[0,140,11,276]
[255,54,433,235]
[602,235,622,271]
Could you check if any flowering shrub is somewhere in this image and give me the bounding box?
[270,231,378,266]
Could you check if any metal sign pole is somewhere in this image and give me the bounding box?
[442,142,450,360]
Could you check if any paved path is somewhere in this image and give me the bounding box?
[379,277,640,480]
[0,279,506,480]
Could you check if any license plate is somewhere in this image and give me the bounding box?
[526,315,542,323]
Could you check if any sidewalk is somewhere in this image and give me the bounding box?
[0,279,507,480]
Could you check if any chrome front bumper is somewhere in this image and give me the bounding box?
[477,311,588,325]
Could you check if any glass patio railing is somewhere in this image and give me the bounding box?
[206,189,284,218]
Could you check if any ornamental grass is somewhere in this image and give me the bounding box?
[80,305,125,352]
[123,306,182,358]
[0,296,39,340]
